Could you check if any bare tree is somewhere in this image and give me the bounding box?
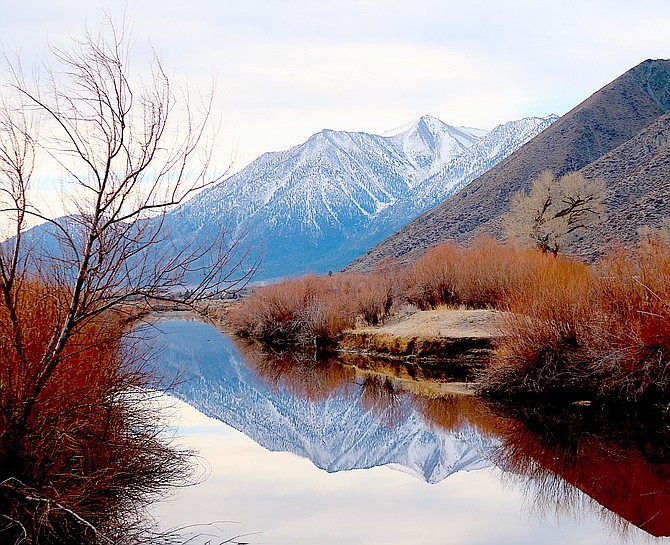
[504,170,606,255]
[0,22,252,445]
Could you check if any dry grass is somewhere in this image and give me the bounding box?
[227,270,397,346]
[479,255,594,396]
[586,240,670,400]
[0,280,191,544]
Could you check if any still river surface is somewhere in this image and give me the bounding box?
[146,319,670,545]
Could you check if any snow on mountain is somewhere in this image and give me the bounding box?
[395,115,559,213]
[148,319,494,484]
[163,114,557,279]
[384,115,481,178]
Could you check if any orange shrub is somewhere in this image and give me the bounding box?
[227,271,397,346]
[481,240,670,402]
[402,241,463,309]
[401,237,554,310]
[480,254,595,396]
[586,241,670,400]
[0,280,190,542]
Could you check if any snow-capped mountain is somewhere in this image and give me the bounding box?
[148,319,493,483]
[383,116,486,178]
[357,115,559,243]
[163,114,557,279]
[415,115,558,208]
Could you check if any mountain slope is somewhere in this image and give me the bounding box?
[347,59,670,270]
[164,114,555,279]
[360,115,558,241]
[568,110,670,256]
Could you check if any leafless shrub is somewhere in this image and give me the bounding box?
[585,240,670,401]
[638,215,670,246]
[227,270,397,346]
[481,240,670,402]
[401,237,551,310]
[0,19,248,543]
[479,254,595,396]
[504,170,606,255]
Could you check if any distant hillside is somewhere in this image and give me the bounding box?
[348,59,670,271]
[570,110,670,257]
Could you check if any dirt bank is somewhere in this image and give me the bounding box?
[338,308,503,368]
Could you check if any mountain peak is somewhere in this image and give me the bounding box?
[159,111,556,280]
[348,59,670,271]
[383,115,447,137]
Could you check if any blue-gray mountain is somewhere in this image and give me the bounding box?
[163,114,557,280]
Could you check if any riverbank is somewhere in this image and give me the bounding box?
[338,307,501,371]
[186,299,501,367]
[164,300,500,385]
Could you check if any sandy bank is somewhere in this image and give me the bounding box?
[338,308,503,365]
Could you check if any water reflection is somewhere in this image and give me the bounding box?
[156,320,489,483]
[480,403,670,538]
[154,319,670,541]
[240,342,357,402]
[241,342,409,428]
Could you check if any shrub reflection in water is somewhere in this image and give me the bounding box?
[238,340,670,539]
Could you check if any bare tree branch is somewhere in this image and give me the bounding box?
[504,170,606,255]
[0,19,253,434]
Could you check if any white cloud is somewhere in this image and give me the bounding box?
[2,0,670,173]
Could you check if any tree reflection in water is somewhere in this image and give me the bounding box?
[479,402,670,538]
[238,341,357,402]
[238,340,411,427]
[237,340,670,539]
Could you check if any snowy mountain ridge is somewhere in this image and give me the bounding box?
[164,113,557,279]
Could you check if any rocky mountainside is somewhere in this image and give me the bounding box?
[164,114,556,279]
[571,110,670,256]
[347,59,670,270]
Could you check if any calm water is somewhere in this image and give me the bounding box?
[147,319,670,545]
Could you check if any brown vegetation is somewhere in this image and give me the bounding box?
[401,236,551,309]
[227,271,396,347]
[0,281,191,544]
[481,239,670,402]
[231,234,670,404]
[228,237,543,346]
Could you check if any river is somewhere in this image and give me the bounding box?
[146,319,670,545]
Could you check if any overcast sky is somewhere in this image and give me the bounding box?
[2,0,670,172]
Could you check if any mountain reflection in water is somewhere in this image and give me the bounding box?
[152,319,670,542]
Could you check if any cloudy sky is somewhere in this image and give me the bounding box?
[2,0,670,171]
